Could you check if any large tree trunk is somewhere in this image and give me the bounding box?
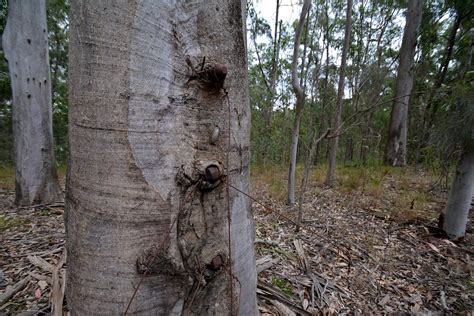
[384,0,422,166]
[325,0,352,186]
[2,0,61,205]
[287,0,311,205]
[66,1,257,315]
[439,150,474,240]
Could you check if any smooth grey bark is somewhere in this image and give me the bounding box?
[325,0,352,186]
[287,0,311,205]
[440,150,474,240]
[2,0,61,206]
[66,1,256,315]
[384,0,422,166]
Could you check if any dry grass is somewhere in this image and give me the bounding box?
[0,165,67,191]
[0,165,14,190]
[251,162,440,222]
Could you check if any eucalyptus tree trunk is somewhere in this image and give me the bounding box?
[384,0,422,166]
[66,1,257,315]
[325,0,352,186]
[287,0,311,205]
[439,150,474,240]
[2,0,62,206]
[261,1,282,166]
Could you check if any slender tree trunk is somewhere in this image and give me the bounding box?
[318,3,330,166]
[439,150,474,240]
[50,28,61,106]
[344,137,353,165]
[325,0,352,186]
[269,3,281,96]
[384,0,422,166]
[2,0,61,205]
[360,8,393,164]
[297,42,323,222]
[262,1,281,166]
[287,0,311,205]
[422,12,462,139]
[66,1,257,314]
[360,112,373,164]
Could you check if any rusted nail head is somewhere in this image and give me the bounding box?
[214,64,227,81]
[205,165,221,183]
[211,254,223,270]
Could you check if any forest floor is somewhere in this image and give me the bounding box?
[0,164,473,314]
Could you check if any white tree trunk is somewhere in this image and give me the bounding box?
[441,150,474,240]
[384,0,422,166]
[325,0,352,186]
[287,0,311,205]
[2,0,61,205]
[66,1,256,315]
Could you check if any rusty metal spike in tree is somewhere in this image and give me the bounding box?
[66,1,257,314]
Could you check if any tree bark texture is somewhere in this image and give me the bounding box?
[2,0,61,205]
[287,0,311,205]
[384,0,422,166]
[440,150,474,240]
[66,1,256,315]
[325,0,352,186]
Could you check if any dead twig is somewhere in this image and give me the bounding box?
[27,255,55,273]
[50,249,66,316]
[0,276,31,305]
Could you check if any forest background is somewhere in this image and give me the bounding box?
[0,0,473,313]
[0,0,472,184]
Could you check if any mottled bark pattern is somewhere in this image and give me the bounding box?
[2,0,61,205]
[384,0,422,166]
[441,150,474,240]
[66,1,256,315]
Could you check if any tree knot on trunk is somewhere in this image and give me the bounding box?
[203,253,226,281]
[176,160,226,192]
[185,55,227,91]
[136,246,185,276]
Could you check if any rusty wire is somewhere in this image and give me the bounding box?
[225,92,235,314]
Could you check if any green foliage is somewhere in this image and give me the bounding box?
[47,0,69,162]
[0,0,467,176]
[0,215,31,229]
[469,280,474,291]
[248,0,411,168]
[432,81,474,151]
[270,276,293,296]
[0,164,14,189]
[0,0,12,163]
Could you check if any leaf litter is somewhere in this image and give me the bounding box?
[0,170,473,314]
[253,173,473,314]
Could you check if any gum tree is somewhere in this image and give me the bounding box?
[66,0,257,314]
[2,0,61,205]
[287,0,311,204]
[325,0,353,186]
[437,84,474,240]
[384,0,422,166]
